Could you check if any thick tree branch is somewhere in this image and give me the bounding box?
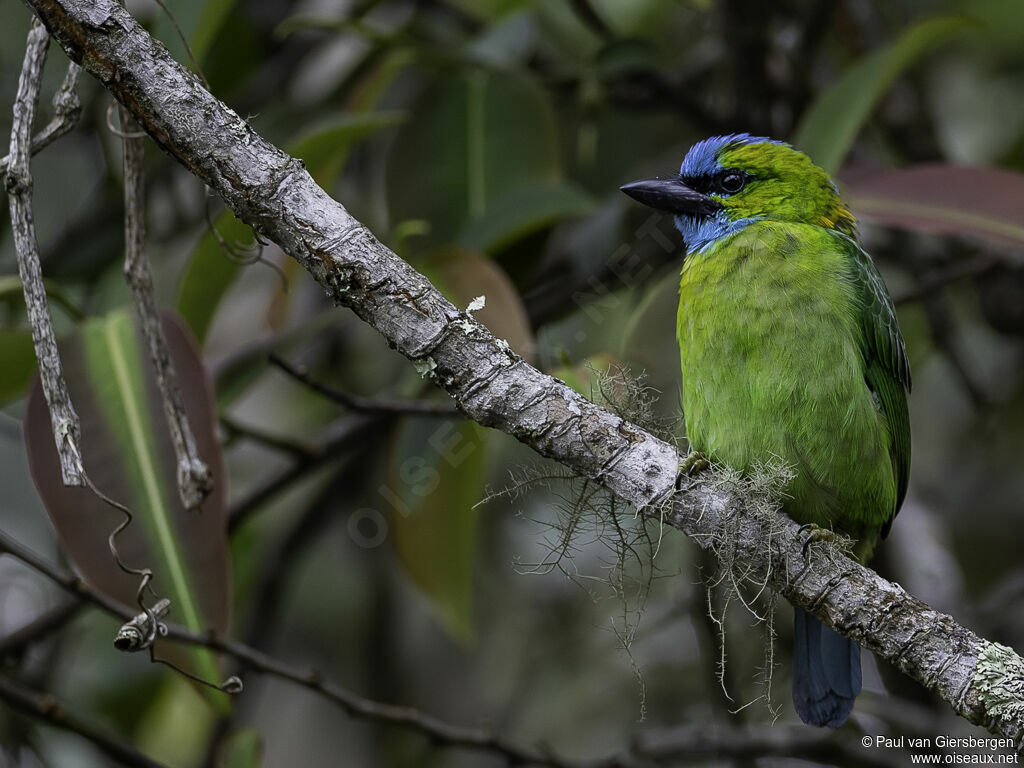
[22,0,1024,742]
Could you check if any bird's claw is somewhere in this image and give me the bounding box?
[675,452,710,490]
[798,523,836,559]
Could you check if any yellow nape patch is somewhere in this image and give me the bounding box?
[819,205,856,236]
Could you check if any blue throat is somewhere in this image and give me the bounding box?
[674,210,758,253]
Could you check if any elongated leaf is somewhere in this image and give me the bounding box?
[386,68,561,252]
[389,419,488,645]
[289,111,407,187]
[0,330,37,406]
[24,309,230,706]
[457,181,595,253]
[176,211,252,344]
[842,164,1024,250]
[218,730,263,768]
[192,0,238,64]
[794,16,973,174]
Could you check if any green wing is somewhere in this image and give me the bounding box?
[842,235,911,535]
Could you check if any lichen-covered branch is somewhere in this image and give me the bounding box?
[119,106,212,509]
[5,17,83,486]
[22,0,1024,741]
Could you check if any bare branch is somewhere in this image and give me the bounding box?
[219,413,318,460]
[23,0,1024,741]
[892,253,999,305]
[269,353,460,417]
[0,530,634,768]
[5,17,83,486]
[227,414,377,532]
[0,601,83,660]
[0,58,81,177]
[119,106,213,509]
[0,674,168,768]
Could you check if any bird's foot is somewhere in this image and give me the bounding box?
[675,451,709,490]
[797,523,837,558]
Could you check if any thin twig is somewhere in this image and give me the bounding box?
[219,413,317,460]
[568,0,612,38]
[892,253,1000,305]
[0,59,81,177]
[0,530,635,768]
[269,353,460,417]
[119,106,212,509]
[0,675,168,768]
[227,414,377,532]
[0,601,83,660]
[5,18,83,486]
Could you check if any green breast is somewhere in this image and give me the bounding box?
[676,221,896,560]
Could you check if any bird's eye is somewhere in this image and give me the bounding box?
[718,172,745,194]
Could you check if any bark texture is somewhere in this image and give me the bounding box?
[6,17,84,485]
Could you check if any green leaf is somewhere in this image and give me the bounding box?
[389,420,487,646]
[0,330,38,406]
[386,68,561,252]
[842,164,1024,250]
[192,0,238,64]
[175,211,253,344]
[290,111,407,187]
[25,309,230,708]
[218,730,263,768]
[793,15,974,174]
[457,181,595,253]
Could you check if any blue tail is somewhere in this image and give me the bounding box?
[792,606,861,727]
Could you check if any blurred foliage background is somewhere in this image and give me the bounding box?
[3,0,1024,766]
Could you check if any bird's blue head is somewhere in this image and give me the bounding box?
[621,133,856,252]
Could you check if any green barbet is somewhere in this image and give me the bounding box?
[621,134,911,728]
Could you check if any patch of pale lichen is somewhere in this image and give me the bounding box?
[974,642,1024,735]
